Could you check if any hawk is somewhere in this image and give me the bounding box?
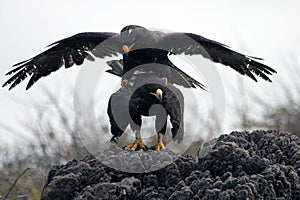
[3,25,276,150]
[3,25,275,90]
[108,72,184,150]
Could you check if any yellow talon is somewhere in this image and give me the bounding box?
[124,137,145,151]
[153,133,165,151]
[121,79,129,90]
[161,77,168,85]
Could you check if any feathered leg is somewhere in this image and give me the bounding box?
[161,77,168,85]
[121,79,129,90]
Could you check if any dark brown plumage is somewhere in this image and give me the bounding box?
[108,73,184,147]
[2,25,277,150]
[3,25,276,90]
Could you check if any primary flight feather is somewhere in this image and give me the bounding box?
[3,25,276,90]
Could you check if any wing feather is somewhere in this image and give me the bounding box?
[3,32,121,90]
[162,32,276,82]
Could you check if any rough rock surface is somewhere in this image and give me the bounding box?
[41,130,300,199]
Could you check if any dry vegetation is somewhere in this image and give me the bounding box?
[1,57,300,199]
[235,56,300,137]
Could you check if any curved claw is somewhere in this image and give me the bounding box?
[161,77,168,85]
[121,79,129,90]
[124,137,146,151]
[153,133,165,151]
[153,141,165,151]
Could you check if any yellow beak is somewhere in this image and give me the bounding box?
[122,43,135,53]
[150,89,163,102]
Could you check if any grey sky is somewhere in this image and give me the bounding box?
[1,0,300,145]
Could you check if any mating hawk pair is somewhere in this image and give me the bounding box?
[3,25,276,150]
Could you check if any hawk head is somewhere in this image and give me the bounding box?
[120,25,147,54]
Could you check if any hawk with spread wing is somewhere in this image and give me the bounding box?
[3,25,276,150]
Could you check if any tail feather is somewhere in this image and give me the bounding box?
[106,59,123,77]
[105,58,206,91]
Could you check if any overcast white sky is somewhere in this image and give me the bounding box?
[1,0,300,145]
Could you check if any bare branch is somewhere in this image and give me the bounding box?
[2,167,30,200]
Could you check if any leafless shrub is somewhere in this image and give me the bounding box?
[235,55,300,137]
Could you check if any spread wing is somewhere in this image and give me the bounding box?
[161,32,276,82]
[3,32,122,90]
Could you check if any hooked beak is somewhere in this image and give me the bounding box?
[122,43,135,54]
[150,89,163,103]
